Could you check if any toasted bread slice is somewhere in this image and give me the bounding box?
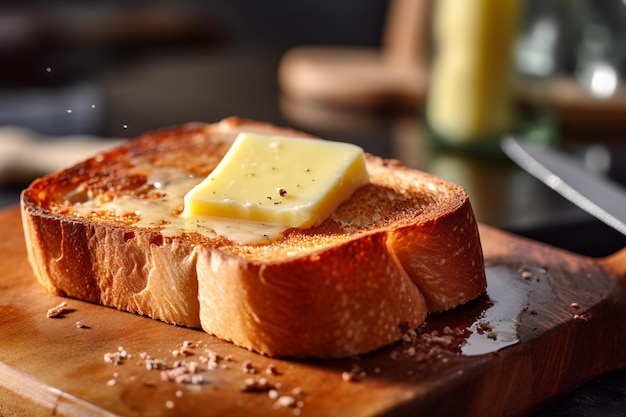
[21,117,486,358]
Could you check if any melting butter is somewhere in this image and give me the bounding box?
[461,266,523,356]
[68,168,287,245]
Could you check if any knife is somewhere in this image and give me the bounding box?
[501,136,626,236]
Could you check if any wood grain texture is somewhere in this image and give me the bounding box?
[1,206,625,416]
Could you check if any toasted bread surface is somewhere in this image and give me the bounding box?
[21,117,486,358]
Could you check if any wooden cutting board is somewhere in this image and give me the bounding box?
[1,205,625,417]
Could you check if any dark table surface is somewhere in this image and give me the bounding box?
[2,45,626,416]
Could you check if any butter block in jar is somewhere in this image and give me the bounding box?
[426,0,521,147]
[182,133,369,230]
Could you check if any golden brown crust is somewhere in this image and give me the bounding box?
[197,233,428,358]
[20,116,486,358]
[21,199,202,328]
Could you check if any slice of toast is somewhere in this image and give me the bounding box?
[21,117,486,358]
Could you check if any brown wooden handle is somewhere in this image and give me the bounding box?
[601,248,626,288]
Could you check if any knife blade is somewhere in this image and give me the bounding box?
[501,136,626,236]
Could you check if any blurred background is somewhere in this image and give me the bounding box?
[0,0,388,203]
[0,0,386,138]
[2,1,626,414]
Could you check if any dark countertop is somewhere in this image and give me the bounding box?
[2,45,626,416]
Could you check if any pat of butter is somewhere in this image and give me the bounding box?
[181,133,369,229]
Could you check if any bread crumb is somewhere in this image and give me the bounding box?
[172,341,194,357]
[341,363,365,382]
[144,356,166,371]
[200,349,220,369]
[573,313,589,321]
[161,360,205,385]
[100,341,311,410]
[341,371,356,382]
[476,321,493,335]
[265,363,280,375]
[241,377,273,392]
[104,347,130,365]
[47,301,68,318]
[242,360,256,374]
[76,320,90,329]
[275,395,296,408]
[570,302,580,309]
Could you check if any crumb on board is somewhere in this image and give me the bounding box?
[520,270,533,280]
[76,320,90,329]
[104,347,131,365]
[240,376,273,392]
[519,267,542,282]
[171,340,195,357]
[101,340,311,413]
[573,312,589,321]
[47,301,68,318]
[96,316,486,412]
[341,363,366,382]
[242,359,256,374]
[265,363,280,375]
[476,321,493,335]
[100,324,468,412]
